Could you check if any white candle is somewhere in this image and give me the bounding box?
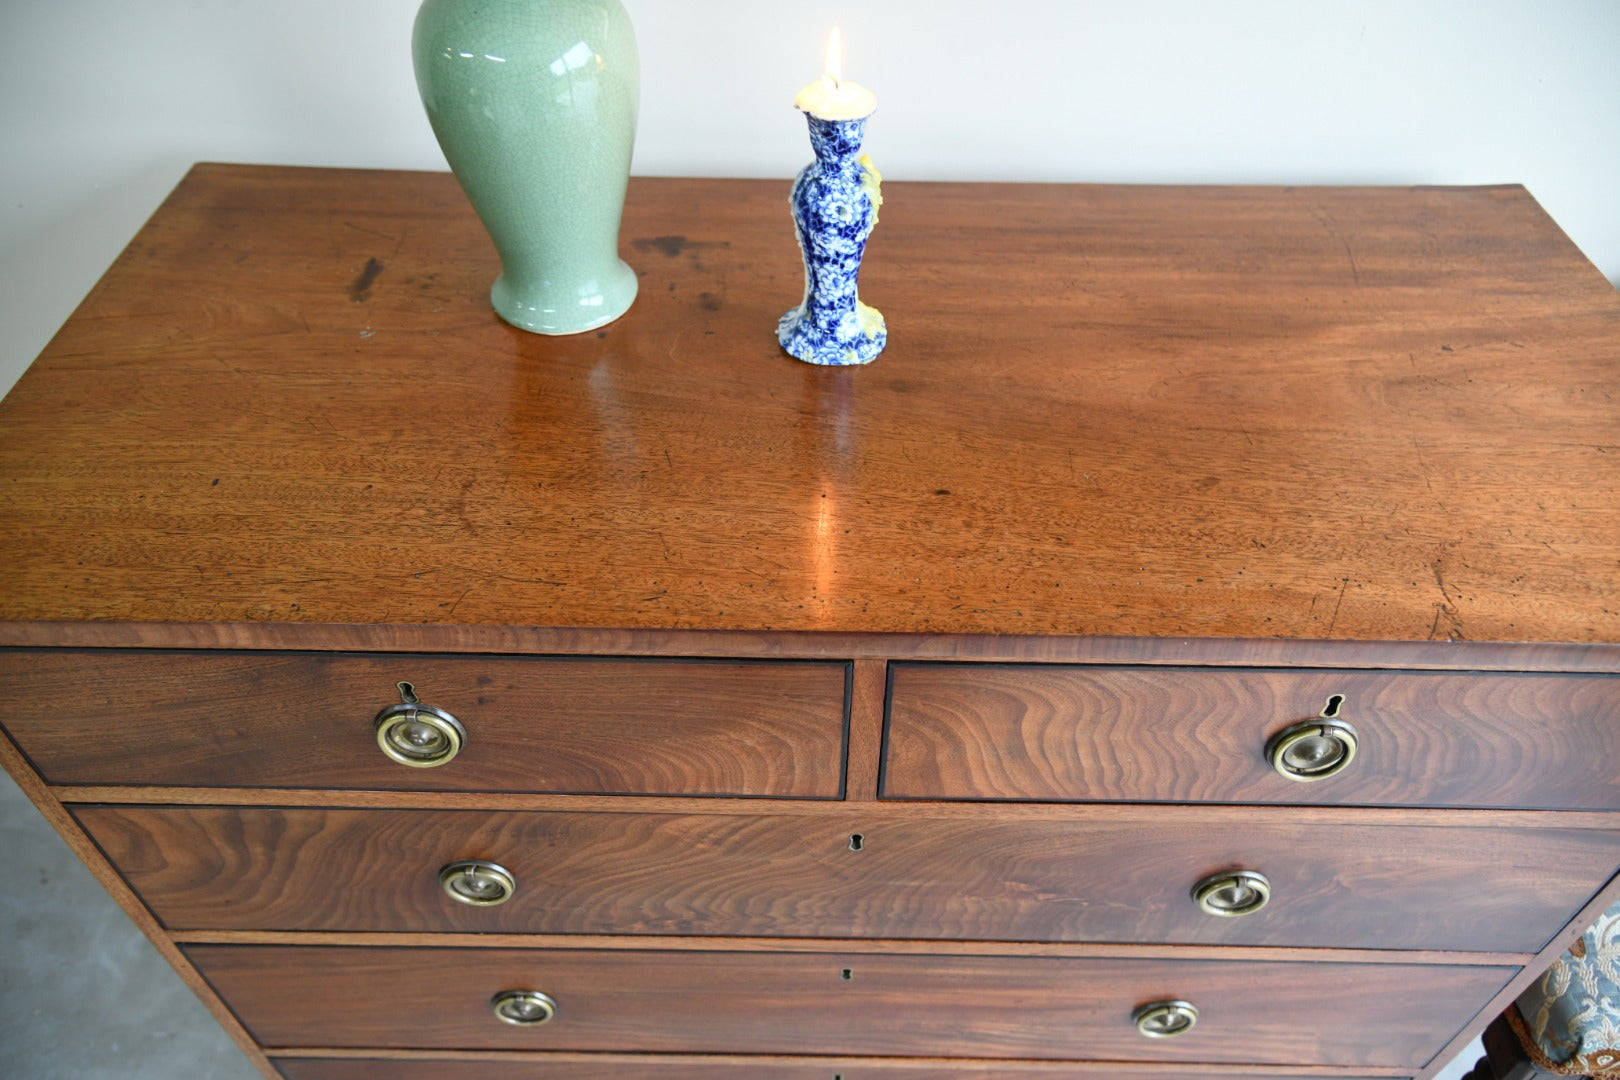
[794,27,877,121]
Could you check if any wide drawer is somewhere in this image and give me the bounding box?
[884,664,1620,808]
[274,1057,1393,1079]
[187,944,1509,1067]
[90,804,1620,951]
[0,650,848,796]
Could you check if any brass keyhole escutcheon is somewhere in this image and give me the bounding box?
[1133,1000,1199,1038]
[440,860,517,907]
[374,681,466,768]
[1193,869,1272,917]
[491,989,557,1027]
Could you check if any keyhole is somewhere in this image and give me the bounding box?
[848,834,864,852]
[396,681,420,705]
[840,968,853,981]
[1322,694,1345,718]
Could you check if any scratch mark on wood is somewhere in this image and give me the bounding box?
[1429,558,1467,640]
[1327,578,1349,636]
[342,221,393,242]
[668,324,695,361]
[1432,559,1457,605]
[1411,432,1435,496]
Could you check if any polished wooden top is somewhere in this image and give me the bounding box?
[0,164,1614,650]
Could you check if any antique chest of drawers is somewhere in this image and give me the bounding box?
[1,165,1617,1080]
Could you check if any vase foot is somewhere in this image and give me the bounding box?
[491,260,639,336]
[777,303,887,366]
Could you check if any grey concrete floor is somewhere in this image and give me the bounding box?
[0,765,1485,1079]
[0,770,262,1079]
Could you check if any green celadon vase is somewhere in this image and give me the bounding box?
[413,0,640,335]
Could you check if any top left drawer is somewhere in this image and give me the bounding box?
[0,650,849,797]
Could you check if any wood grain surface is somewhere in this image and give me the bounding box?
[884,665,1620,808]
[173,931,1528,967]
[186,944,1509,1067]
[78,803,1619,952]
[0,165,1615,646]
[4,165,1615,1080]
[0,649,847,796]
[272,1054,1396,1080]
[3,620,1618,672]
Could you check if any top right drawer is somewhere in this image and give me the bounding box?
[882,665,1620,809]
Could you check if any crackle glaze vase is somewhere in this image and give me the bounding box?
[778,114,887,366]
[413,0,640,335]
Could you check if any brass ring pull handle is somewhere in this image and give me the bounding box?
[1133,1000,1199,1039]
[374,682,466,768]
[1266,718,1358,782]
[1192,869,1272,917]
[440,860,517,907]
[491,989,557,1027]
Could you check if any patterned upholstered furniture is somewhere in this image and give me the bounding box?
[1468,901,1620,1078]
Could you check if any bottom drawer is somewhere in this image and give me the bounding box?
[187,944,1509,1068]
[275,1057,1398,1079]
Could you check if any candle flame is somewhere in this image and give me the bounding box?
[825,26,843,87]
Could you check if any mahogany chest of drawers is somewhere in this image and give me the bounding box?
[1,165,1617,1079]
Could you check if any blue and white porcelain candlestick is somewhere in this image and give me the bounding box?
[779,33,886,366]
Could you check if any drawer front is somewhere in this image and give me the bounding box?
[0,650,848,796]
[93,805,1620,951]
[885,664,1620,808]
[274,1058,1393,1079]
[188,944,1509,1067]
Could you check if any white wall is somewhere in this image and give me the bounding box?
[2,0,1617,393]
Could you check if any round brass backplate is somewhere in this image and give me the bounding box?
[440,860,517,907]
[1192,869,1272,917]
[374,702,466,768]
[1133,1000,1199,1039]
[1265,718,1358,782]
[492,989,557,1027]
